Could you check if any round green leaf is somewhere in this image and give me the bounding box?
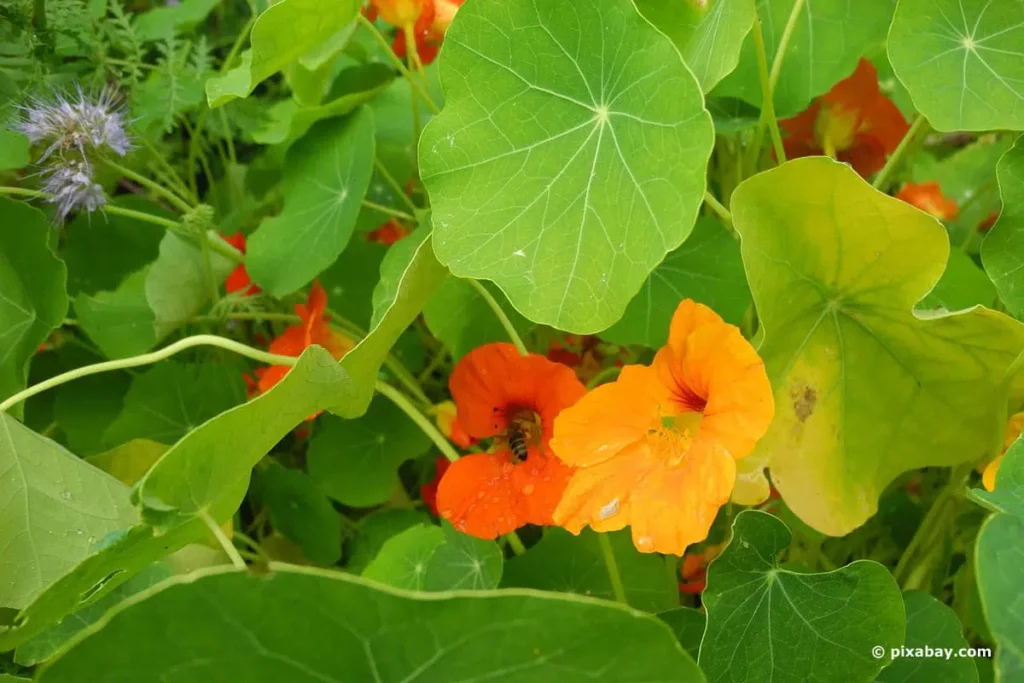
[600,216,750,347]
[875,591,979,683]
[257,461,341,566]
[306,395,431,508]
[346,508,432,574]
[319,237,388,330]
[983,136,1024,319]
[731,158,1024,535]
[420,0,714,332]
[36,566,703,682]
[712,0,893,117]
[917,249,996,312]
[74,270,159,360]
[699,510,904,682]
[247,109,376,297]
[501,528,679,612]
[657,607,705,661]
[361,524,446,590]
[423,522,504,591]
[970,436,1024,522]
[635,0,755,93]
[975,514,1024,681]
[889,0,1024,132]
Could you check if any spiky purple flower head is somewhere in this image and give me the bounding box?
[41,159,106,220]
[16,85,131,161]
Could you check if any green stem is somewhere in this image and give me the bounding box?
[357,14,441,115]
[872,114,929,191]
[891,464,970,586]
[140,137,196,204]
[199,229,221,305]
[383,356,432,407]
[469,279,527,355]
[0,335,297,414]
[586,365,622,390]
[703,190,733,225]
[362,200,416,222]
[102,204,180,231]
[102,157,194,213]
[751,13,787,166]
[0,187,44,199]
[201,511,246,569]
[375,380,460,462]
[597,532,627,604]
[504,532,527,556]
[767,0,806,93]
[375,158,418,213]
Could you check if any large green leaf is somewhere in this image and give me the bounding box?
[699,510,904,682]
[346,508,432,574]
[104,362,247,448]
[327,230,448,418]
[247,110,375,296]
[318,237,387,330]
[601,216,750,347]
[0,129,29,170]
[36,565,704,682]
[875,591,978,683]
[205,0,360,107]
[144,232,234,339]
[251,64,392,145]
[0,415,137,610]
[52,371,131,457]
[658,608,705,661]
[256,461,341,566]
[501,528,678,612]
[133,0,219,41]
[635,0,755,93]
[74,270,159,359]
[917,250,997,312]
[307,396,431,507]
[0,198,68,407]
[731,158,1024,535]
[420,0,714,332]
[712,0,894,117]
[134,346,349,527]
[423,277,533,360]
[975,513,1024,681]
[888,0,1024,132]
[972,438,1024,519]
[983,136,1024,319]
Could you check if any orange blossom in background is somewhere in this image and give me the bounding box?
[896,182,959,221]
[222,233,261,296]
[982,411,1024,491]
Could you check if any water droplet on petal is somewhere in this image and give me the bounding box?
[491,496,501,503]
[455,520,467,531]
[440,508,452,519]
[60,490,72,501]
[635,535,654,552]
[598,498,619,520]
[477,491,485,499]
[522,484,535,495]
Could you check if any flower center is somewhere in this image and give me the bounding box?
[649,411,703,466]
[503,407,542,460]
[815,104,860,157]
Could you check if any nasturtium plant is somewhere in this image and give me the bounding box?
[1,0,1021,678]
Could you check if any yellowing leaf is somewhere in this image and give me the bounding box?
[732,158,1024,535]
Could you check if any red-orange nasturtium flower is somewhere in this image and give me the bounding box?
[254,281,354,396]
[367,220,410,246]
[436,343,586,539]
[982,411,1024,492]
[679,543,723,595]
[780,59,908,177]
[978,211,1000,233]
[393,0,465,65]
[434,400,476,449]
[421,456,451,516]
[896,182,959,221]
[550,301,774,556]
[222,233,261,296]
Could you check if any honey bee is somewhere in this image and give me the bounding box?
[507,419,531,462]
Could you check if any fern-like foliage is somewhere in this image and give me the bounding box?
[132,37,209,134]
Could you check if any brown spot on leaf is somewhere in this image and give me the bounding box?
[791,385,816,423]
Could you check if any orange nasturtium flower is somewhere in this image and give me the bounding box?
[982,411,1024,491]
[253,281,354,396]
[896,182,959,221]
[434,400,476,449]
[222,233,261,296]
[679,543,724,595]
[780,59,908,177]
[436,343,587,539]
[550,301,774,556]
[392,0,465,65]
[367,220,411,246]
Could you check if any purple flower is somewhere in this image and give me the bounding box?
[41,159,106,220]
[16,86,130,161]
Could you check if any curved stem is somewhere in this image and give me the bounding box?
[597,532,627,604]
[751,13,787,166]
[201,511,246,569]
[469,279,528,356]
[767,0,806,93]
[101,157,194,213]
[140,136,196,204]
[703,190,733,225]
[872,114,929,191]
[375,380,460,463]
[361,200,415,222]
[0,335,297,414]
[102,206,243,264]
[375,158,418,213]
[357,14,441,115]
[0,186,44,199]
